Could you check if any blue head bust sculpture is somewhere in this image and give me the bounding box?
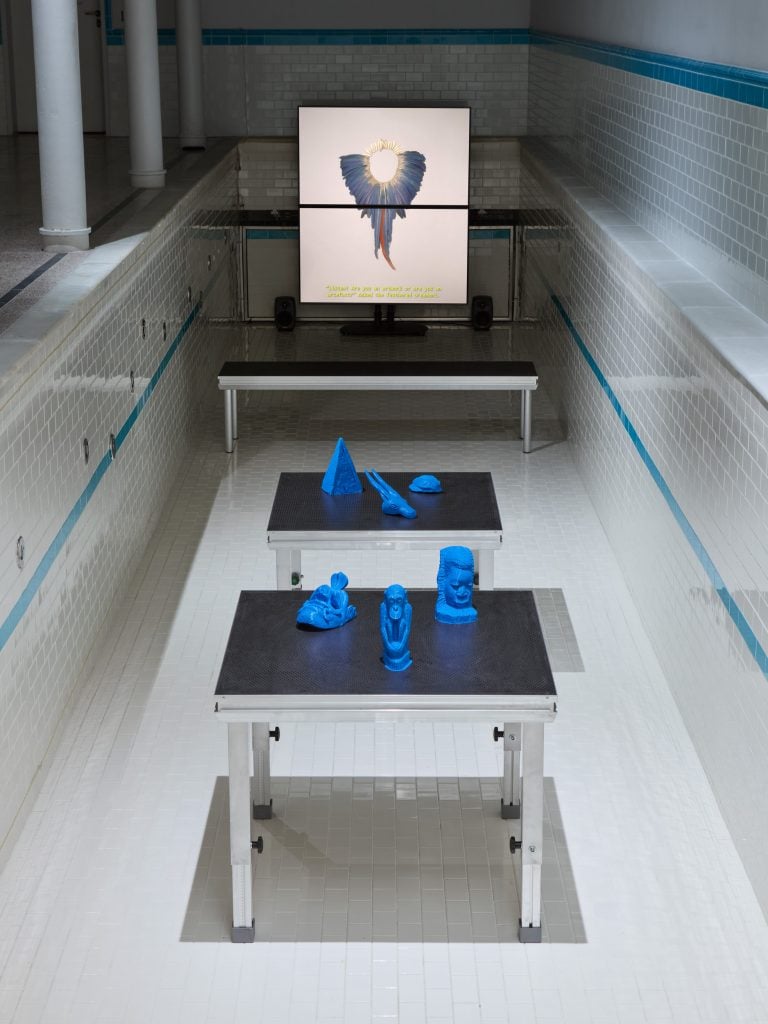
[296,571,357,630]
[435,546,478,624]
[380,583,413,672]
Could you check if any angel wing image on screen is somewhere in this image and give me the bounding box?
[339,138,426,270]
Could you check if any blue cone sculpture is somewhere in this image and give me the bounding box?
[321,438,363,495]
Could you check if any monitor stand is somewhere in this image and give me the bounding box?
[340,304,428,338]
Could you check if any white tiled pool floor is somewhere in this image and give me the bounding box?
[1,341,768,1023]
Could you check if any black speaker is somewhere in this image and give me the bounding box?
[274,296,296,331]
[470,295,493,330]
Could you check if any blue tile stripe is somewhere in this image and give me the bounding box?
[0,253,227,654]
[539,279,768,678]
[245,229,298,239]
[106,23,530,47]
[470,228,510,239]
[531,32,768,109]
[100,8,768,109]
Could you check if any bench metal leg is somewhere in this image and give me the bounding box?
[518,721,544,942]
[228,723,254,941]
[232,389,238,441]
[224,389,235,453]
[501,721,521,818]
[477,549,494,591]
[275,549,301,590]
[522,390,533,454]
[520,391,525,439]
[252,723,272,819]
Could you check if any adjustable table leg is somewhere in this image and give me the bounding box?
[228,722,254,941]
[252,723,272,820]
[518,721,544,942]
[275,549,301,590]
[477,549,494,591]
[522,390,533,454]
[501,722,521,819]
[224,389,235,453]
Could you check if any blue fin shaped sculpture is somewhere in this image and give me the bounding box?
[321,437,363,495]
[364,470,417,518]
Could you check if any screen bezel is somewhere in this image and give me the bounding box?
[297,104,471,306]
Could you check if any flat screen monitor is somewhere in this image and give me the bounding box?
[298,106,470,305]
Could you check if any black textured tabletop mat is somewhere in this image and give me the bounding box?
[215,590,556,698]
[219,359,536,377]
[267,472,502,533]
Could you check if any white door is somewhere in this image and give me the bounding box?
[8,0,36,132]
[76,0,105,132]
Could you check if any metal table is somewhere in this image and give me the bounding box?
[267,471,503,590]
[218,359,538,454]
[214,589,557,943]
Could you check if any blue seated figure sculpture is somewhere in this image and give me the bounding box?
[435,546,478,624]
[365,469,417,518]
[380,583,413,671]
[409,474,442,493]
[296,571,357,630]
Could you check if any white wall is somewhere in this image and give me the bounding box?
[0,149,240,863]
[521,142,768,917]
[107,39,530,139]
[531,0,768,72]
[528,39,768,323]
[146,0,531,30]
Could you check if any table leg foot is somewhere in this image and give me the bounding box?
[518,921,542,943]
[500,798,520,819]
[522,390,533,454]
[231,920,255,943]
[253,798,273,820]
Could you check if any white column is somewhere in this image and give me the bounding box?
[124,0,166,188]
[175,0,206,148]
[30,0,90,251]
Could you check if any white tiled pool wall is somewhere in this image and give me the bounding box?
[0,152,240,863]
[106,43,530,138]
[522,49,768,912]
[529,41,768,323]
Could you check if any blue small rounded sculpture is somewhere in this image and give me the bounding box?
[435,546,478,624]
[380,583,413,671]
[365,469,417,518]
[409,474,442,493]
[296,571,357,630]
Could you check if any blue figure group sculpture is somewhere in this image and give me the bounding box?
[364,469,417,519]
[435,545,478,624]
[296,571,357,630]
[380,583,413,671]
[409,474,442,493]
